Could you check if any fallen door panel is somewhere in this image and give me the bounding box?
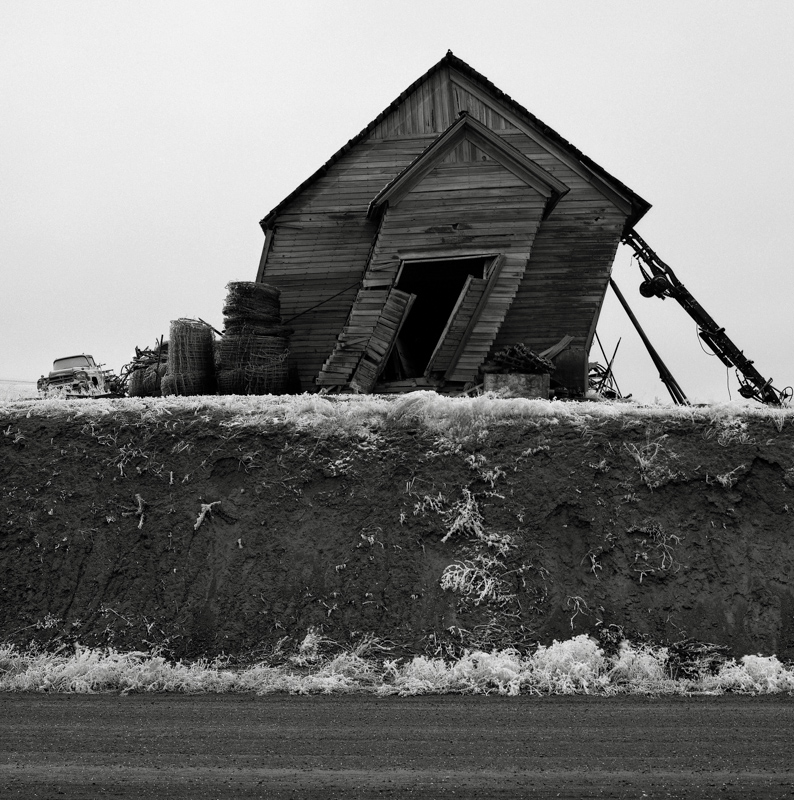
[350,289,416,393]
[424,275,488,378]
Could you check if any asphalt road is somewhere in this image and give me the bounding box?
[1,694,792,799]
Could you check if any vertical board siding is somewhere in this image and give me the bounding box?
[450,82,517,131]
[370,70,453,139]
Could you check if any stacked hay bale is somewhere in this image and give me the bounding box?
[142,360,168,395]
[216,282,291,395]
[127,368,147,397]
[161,319,216,396]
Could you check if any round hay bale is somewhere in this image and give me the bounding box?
[216,369,247,395]
[164,371,215,396]
[160,374,177,396]
[142,364,165,395]
[127,369,147,397]
[216,334,290,371]
[168,319,215,376]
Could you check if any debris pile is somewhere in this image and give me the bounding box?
[487,343,555,375]
[161,319,216,396]
[125,341,169,398]
[216,282,291,395]
[667,638,731,679]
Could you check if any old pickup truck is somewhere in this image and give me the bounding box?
[37,354,124,398]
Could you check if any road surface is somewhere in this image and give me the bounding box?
[1,694,792,798]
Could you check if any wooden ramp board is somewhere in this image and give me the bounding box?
[316,290,392,385]
[444,255,512,383]
[424,275,487,378]
[350,289,416,393]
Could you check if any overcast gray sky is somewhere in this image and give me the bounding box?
[3,0,792,403]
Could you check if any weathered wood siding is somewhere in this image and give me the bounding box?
[261,139,433,388]
[371,158,547,383]
[259,59,636,391]
[349,289,416,393]
[369,66,519,139]
[319,144,548,385]
[491,131,626,358]
[370,68,455,139]
[425,276,486,375]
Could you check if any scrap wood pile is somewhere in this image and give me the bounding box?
[487,343,555,375]
[161,319,216,397]
[124,341,169,397]
[216,282,292,395]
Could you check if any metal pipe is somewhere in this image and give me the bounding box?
[609,278,688,405]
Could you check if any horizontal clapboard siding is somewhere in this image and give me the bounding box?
[344,159,546,383]
[260,61,636,391]
[476,130,628,361]
[261,138,436,388]
[492,193,625,356]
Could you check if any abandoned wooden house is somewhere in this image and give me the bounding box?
[255,52,650,396]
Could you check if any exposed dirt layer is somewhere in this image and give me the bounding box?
[1,695,793,799]
[1,395,793,660]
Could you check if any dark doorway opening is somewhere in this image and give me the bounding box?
[384,257,487,380]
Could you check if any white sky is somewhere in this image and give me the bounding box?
[3,0,793,403]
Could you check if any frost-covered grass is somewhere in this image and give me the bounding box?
[0,382,37,401]
[2,635,792,696]
[2,392,791,441]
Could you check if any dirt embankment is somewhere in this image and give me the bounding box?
[1,396,793,660]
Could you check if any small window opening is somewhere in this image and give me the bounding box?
[384,257,487,380]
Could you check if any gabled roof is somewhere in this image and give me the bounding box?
[260,51,650,230]
[366,112,570,221]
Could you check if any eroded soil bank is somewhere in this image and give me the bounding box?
[1,395,793,660]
